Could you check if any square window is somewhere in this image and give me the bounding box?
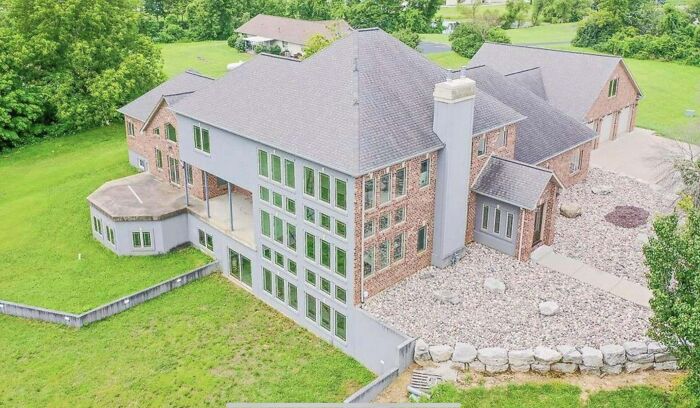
[272,192,283,208]
[286,198,296,214]
[319,173,331,203]
[363,246,375,276]
[335,221,347,238]
[394,207,405,224]
[262,245,272,260]
[379,173,391,204]
[379,213,390,231]
[321,277,331,294]
[335,287,346,304]
[287,259,297,275]
[259,186,270,202]
[305,269,317,286]
[320,213,331,230]
[419,159,430,187]
[364,220,375,238]
[304,206,315,223]
[275,251,284,267]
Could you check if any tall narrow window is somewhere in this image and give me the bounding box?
[364,178,375,209]
[271,154,282,182]
[482,205,490,230]
[275,275,285,301]
[506,213,514,239]
[394,167,406,197]
[306,294,317,321]
[305,233,315,260]
[570,148,582,174]
[201,128,210,153]
[288,283,298,309]
[335,179,347,210]
[304,167,315,196]
[142,231,152,248]
[419,159,430,187]
[320,239,331,269]
[608,78,618,97]
[364,220,375,238]
[263,268,273,294]
[155,148,163,169]
[273,216,284,244]
[392,233,404,262]
[378,240,390,270]
[477,135,487,156]
[335,248,346,277]
[320,302,331,331]
[286,223,296,250]
[319,173,330,203]
[379,173,391,204]
[494,207,501,234]
[168,157,180,184]
[335,311,347,340]
[258,150,269,177]
[166,123,177,142]
[496,127,507,147]
[261,210,271,237]
[284,159,295,188]
[417,226,427,252]
[132,232,142,248]
[127,121,135,136]
[184,162,193,184]
[363,247,375,276]
[194,126,203,150]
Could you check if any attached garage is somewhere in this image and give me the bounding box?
[598,113,614,143]
[616,105,633,136]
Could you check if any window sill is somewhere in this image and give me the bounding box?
[194,149,211,157]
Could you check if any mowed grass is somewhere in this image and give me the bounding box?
[160,41,251,78]
[426,51,470,69]
[0,275,374,407]
[507,22,579,44]
[0,126,211,312]
[428,382,697,408]
[437,4,507,22]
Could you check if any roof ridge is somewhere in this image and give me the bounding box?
[258,53,301,62]
[491,155,553,174]
[483,42,622,59]
[162,91,195,98]
[184,69,216,80]
[504,66,542,76]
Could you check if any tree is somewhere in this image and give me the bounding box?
[572,9,623,46]
[450,21,511,58]
[644,199,700,398]
[502,0,530,28]
[392,29,421,48]
[290,0,332,20]
[689,0,700,22]
[674,157,700,207]
[302,34,332,59]
[185,0,235,40]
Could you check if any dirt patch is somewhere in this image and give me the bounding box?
[605,206,650,228]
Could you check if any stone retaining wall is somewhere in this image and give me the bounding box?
[414,339,679,375]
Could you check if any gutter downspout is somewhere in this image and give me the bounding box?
[204,171,210,218]
[182,162,190,207]
[359,179,366,306]
[517,209,525,261]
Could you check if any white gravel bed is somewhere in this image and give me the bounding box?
[555,168,674,286]
[364,244,650,349]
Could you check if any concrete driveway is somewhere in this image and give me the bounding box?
[590,128,700,194]
[417,41,451,54]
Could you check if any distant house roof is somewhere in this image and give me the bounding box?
[117,70,214,122]
[172,29,523,176]
[464,65,596,164]
[235,14,353,46]
[469,43,642,122]
[472,156,561,210]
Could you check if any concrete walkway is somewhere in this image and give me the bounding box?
[532,246,652,308]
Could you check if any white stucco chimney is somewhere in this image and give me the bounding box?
[431,74,476,267]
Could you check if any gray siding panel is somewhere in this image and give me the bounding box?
[473,195,520,256]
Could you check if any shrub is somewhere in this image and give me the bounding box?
[572,10,623,47]
[391,29,420,48]
[227,32,240,48]
[450,22,511,58]
[502,0,530,28]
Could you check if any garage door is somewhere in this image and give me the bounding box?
[616,106,632,136]
[598,114,614,143]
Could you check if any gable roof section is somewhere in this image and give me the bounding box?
[464,65,596,164]
[505,67,547,100]
[118,70,214,122]
[235,14,353,45]
[172,29,523,176]
[472,156,561,210]
[469,43,641,122]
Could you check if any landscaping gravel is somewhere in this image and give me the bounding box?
[364,244,650,349]
[555,168,674,286]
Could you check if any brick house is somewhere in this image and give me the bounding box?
[470,43,643,146]
[89,29,601,374]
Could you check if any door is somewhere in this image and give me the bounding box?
[616,106,632,136]
[229,249,252,287]
[598,114,614,143]
[533,203,545,245]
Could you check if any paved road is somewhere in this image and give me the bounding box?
[417,41,451,54]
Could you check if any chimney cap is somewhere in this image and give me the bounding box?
[433,77,476,104]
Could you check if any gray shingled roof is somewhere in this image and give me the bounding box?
[506,67,547,100]
[172,29,523,176]
[235,14,353,45]
[464,65,596,164]
[469,43,641,122]
[118,71,214,122]
[472,156,559,210]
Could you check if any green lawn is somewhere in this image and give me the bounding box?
[159,41,251,79]
[0,275,374,406]
[437,4,507,22]
[428,382,698,408]
[0,126,211,313]
[426,51,470,69]
[507,22,579,45]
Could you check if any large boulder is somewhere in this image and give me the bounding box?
[509,349,535,366]
[429,344,454,363]
[483,278,506,294]
[534,346,562,364]
[433,290,460,305]
[477,347,508,366]
[623,341,648,357]
[560,203,582,218]
[452,342,478,364]
[539,301,560,316]
[552,363,578,374]
[602,364,623,375]
[648,342,668,354]
[591,185,613,195]
[414,338,431,362]
[557,345,583,364]
[654,361,679,371]
[601,344,626,366]
[580,346,604,367]
[626,362,653,373]
[486,364,509,374]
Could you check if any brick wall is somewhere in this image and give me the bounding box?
[352,152,439,304]
[585,61,639,132]
[516,180,558,261]
[538,140,594,188]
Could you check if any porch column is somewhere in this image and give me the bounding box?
[204,171,210,218]
[227,182,234,231]
[182,162,190,207]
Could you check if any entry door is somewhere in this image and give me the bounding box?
[229,249,252,287]
[533,204,545,245]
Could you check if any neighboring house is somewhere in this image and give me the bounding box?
[235,14,353,58]
[469,43,643,146]
[88,29,594,374]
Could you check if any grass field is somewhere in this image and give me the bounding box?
[426,51,470,69]
[160,41,250,78]
[437,4,507,22]
[0,126,211,312]
[507,22,578,44]
[428,382,698,408]
[0,275,374,406]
